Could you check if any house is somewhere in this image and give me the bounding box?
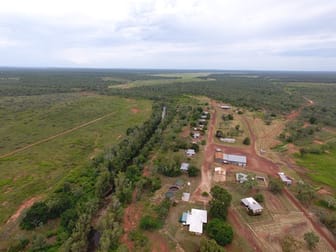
[236,173,248,183]
[241,197,263,215]
[186,149,196,157]
[278,172,292,185]
[215,153,247,166]
[181,209,207,234]
[182,192,190,202]
[180,162,190,171]
[220,138,236,143]
[193,132,201,139]
[223,153,247,167]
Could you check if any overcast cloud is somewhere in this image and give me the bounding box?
[0,0,335,70]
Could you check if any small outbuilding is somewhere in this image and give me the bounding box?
[182,192,191,202]
[220,105,231,109]
[278,172,292,185]
[180,162,190,171]
[220,138,236,143]
[186,149,196,157]
[193,132,201,139]
[241,197,263,215]
[236,173,248,183]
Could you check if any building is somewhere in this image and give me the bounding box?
[200,115,207,119]
[241,197,263,215]
[215,153,247,166]
[186,149,196,157]
[181,209,207,234]
[236,173,248,183]
[193,132,201,139]
[223,154,247,166]
[181,192,190,202]
[180,162,190,171]
[220,138,236,143]
[220,105,231,109]
[278,172,292,185]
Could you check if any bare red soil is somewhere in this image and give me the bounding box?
[131,107,140,113]
[6,196,42,223]
[120,190,142,250]
[227,208,262,252]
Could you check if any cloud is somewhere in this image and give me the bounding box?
[0,0,335,70]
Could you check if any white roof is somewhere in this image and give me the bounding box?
[278,172,292,183]
[214,167,222,172]
[182,192,190,202]
[180,162,190,171]
[241,197,263,212]
[186,149,196,155]
[223,154,247,163]
[186,209,207,234]
[236,173,248,182]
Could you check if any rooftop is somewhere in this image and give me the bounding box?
[186,209,207,234]
[241,197,263,212]
[223,154,247,163]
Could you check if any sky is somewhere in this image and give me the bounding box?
[0,0,335,70]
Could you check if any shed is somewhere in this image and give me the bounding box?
[223,153,247,166]
[241,197,263,215]
[278,172,292,185]
[186,149,196,156]
[193,132,201,139]
[220,138,236,143]
[180,162,190,171]
[220,105,231,109]
[236,173,248,183]
[180,212,188,224]
[182,192,190,202]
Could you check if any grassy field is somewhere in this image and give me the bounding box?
[0,93,152,224]
[295,149,336,189]
[108,73,214,89]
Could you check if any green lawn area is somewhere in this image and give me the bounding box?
[0,94,152,223]
[295,149,336,189]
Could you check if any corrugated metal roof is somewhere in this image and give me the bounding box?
[223,154,247,163]
[241,197,263,212]
[186,209,207,234]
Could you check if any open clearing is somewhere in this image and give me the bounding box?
[0,94,152,225]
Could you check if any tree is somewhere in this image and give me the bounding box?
[139,215,160,230]
[200,238,225,252]
[216,130,224,138]
[188,165,200,177]
[207,219,233,246]
[209,186,232,220]
[254,193,264,203]
[20,202,49,230]
[296,183,316,206]
[268,178,284,194]
[243,137,250,145]
[304,232,319,250]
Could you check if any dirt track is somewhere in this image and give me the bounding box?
[0,112,115,159]
[192,99,336,251]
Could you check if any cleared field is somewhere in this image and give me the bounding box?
[0,94,152,224]
[295,149,336,189]
[108,74,214,89]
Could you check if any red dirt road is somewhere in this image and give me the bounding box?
[192,99,336,251]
